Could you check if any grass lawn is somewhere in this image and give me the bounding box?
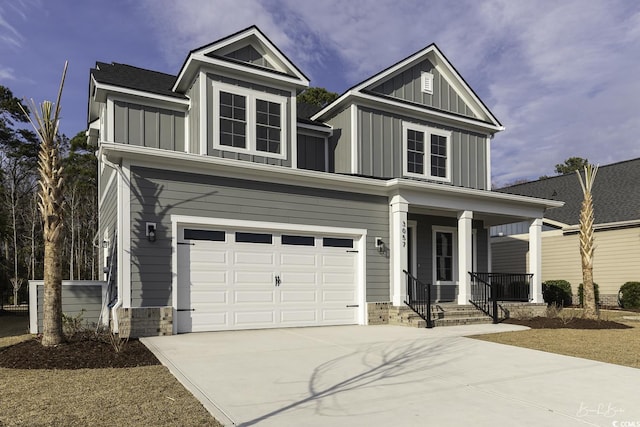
[473,309,640,369]
[0,314,222,427]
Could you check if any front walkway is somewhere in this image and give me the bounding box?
[143,325,640,426]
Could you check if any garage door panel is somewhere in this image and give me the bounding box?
[322,308,358,322]
[234,311,275,325]
[234,251,274,265]
[234,271,274,285]
[280,290,317,303]
[183,312,228,332]
[322,290,356,303]
[234,290,275,303]
[190,250,227,264]
[191,290,227,304]
[280,253,316,267]
[190,271,227,284]
[280,271,316,285]
[322,272,356,284]
[280,310,317,323]
[321,254,356,268]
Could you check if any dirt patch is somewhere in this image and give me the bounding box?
[0,333,160,369]
[503,316,632,329]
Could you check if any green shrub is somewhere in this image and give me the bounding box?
[542,280,573,307]
[578,283,600,307]
[618,282,640,309]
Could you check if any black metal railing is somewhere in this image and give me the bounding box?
[469,273,498,323]
[403,270,433,328]
[472,272,533,302]
[0,288,29,314]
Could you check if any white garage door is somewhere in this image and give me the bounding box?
[176,226,360,333]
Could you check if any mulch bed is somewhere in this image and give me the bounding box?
[0,333,160,369]
[503,316,632,330]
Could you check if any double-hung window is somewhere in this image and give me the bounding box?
[402,122,451,182]
[213,83,287,159]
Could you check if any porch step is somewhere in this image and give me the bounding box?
[389,304,493,328]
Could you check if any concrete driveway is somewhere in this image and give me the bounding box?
[142,324,640,426]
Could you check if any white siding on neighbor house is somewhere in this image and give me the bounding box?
[491,227,640,298]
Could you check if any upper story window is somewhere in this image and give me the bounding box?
[213,82,287,159]
[402,122,451,182]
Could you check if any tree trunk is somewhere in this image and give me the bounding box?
[42,237,63,345]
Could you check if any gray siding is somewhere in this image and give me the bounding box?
[99,164,118,253]
[206,74,293,167]
[188,77,200,154]
[359,107,488,189]
[129,166,390,306]
[297,133,327,172]
[114,101,185,151]
[370,59,476,119]
[326,107,352,173]
[36,283,104,333]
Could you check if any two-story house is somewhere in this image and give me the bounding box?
[87,26,561,336]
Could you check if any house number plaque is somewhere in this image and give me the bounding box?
[401,220,407,247]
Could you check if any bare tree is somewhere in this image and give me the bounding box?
[577,164,599,319]
[19,62,68,346]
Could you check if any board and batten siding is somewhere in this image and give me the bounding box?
[370,59,477,119]
[358,107,488,189]
[113,101,185,151]
[188,77,200,154]
[205,73,293,167]
[491,227,640,297]
[129,166,390,307]
[297,133,327,172]
[31,281,106,333]
[326,107,352,174]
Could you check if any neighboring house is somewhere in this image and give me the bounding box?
[492,158,640,305]
[87,26,560,336]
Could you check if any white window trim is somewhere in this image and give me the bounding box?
[402,122,452,183]
[212,82,287,160]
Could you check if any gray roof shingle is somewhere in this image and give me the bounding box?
[91,62,186,99]
[497,158,640,225]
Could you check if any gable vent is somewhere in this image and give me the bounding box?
[421,72,434,94]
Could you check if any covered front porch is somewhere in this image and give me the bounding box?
[386,182,562,320]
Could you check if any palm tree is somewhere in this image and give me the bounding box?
[19,62,68,346]
[576,163,598,320]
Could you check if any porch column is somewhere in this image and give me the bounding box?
[390,194,409,306]
[529,218,543,303]
[457,210,473,305]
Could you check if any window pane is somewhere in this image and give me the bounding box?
[235,232,272,244]
[282,235,315,246]
[256,139,267,152]
[406,128,425,174]
[184,229,225,241]
[220,91,232,105]
[430,134,447,178]
[323,237,353,248]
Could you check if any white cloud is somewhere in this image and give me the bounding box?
[0,66,15,81]
[137,0,640,186]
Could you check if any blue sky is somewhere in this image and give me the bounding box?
[2,0,639,186]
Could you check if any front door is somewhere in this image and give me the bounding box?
[433,227,456,301]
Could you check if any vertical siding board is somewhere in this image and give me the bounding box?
[128,105,143,146]
[144,109,158,148]
[175,114,185,152]
[114,102,126,143]
[159,111,172,150]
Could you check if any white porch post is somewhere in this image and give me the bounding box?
[457,210,473,305]
[529,218,543,303]
[390,195,409,306]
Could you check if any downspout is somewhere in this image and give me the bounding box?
[100,151,124,333]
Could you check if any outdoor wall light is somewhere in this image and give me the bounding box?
[102,239,109,249]
[375,237,386,254]
[146,222,157,243]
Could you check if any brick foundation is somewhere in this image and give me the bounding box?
[367,302,390,324]
[116,307,173,338]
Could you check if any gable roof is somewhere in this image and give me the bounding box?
[497,158,640,226]
[173,25,309,92]
[90,62,186,99]
[312,43,503,131]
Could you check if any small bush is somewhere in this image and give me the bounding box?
[62,309,87,338]
[542,280,573,307]
[618,282,640,309]
[578,283,600,307]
